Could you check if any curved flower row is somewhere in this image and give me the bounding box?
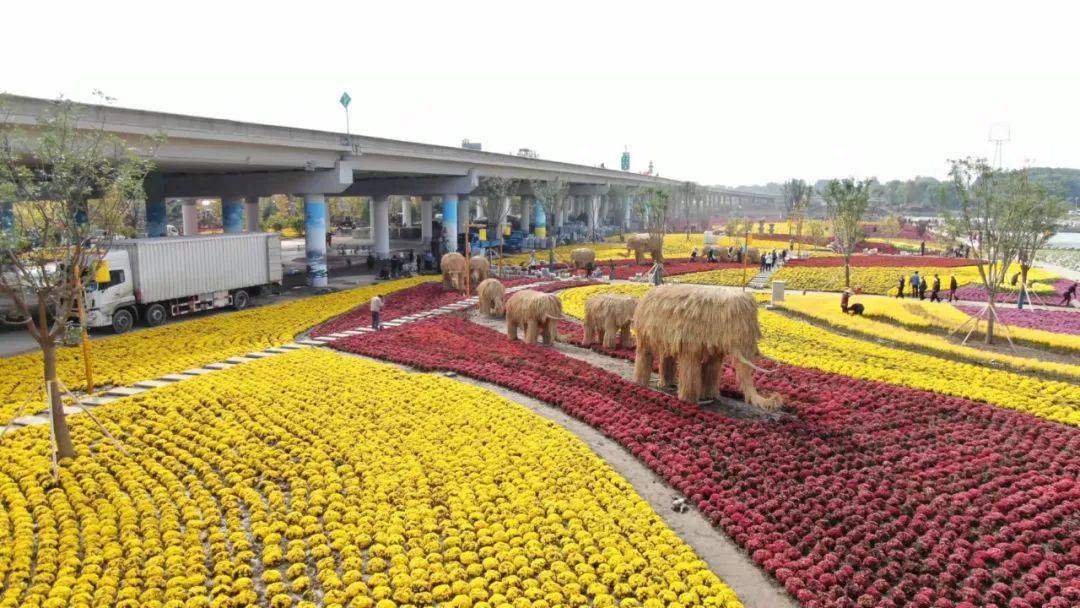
[953,303,1080,336]
[310,282,467,337]
[556,284,1079,425]
[777,294,1080,383]
[669,269,753,287]
[770,264,1060,297]
[863,298,1080,355]
[784,255,977,269]
[954,279,1075,307]
[0,275,438,425]
[337,316,1080,608]
[0,348,741,608]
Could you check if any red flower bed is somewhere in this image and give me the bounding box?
[309,282,467,336]
[337,317,1080,608]
[787,255,978,268]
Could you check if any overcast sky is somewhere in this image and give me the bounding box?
[5,0,1079,186]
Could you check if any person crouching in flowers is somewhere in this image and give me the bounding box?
[841,288,864,316]
[370,294,384,330]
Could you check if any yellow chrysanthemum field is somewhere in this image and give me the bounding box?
[0,349,742,608]
[0,276,437,424]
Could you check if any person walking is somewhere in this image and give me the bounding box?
[370,294,384,330]
[918,276,927,300]
[1062,282,1078,307]
[930,274,941,302]
[911,271,923,300]
[948,274,958,302]
[897,275,906,298]
[920,240,926,256]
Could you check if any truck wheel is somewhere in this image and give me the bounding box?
[233,290,250,310]
[112,309,135,334]
[145,304,167,327]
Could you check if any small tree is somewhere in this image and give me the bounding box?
[608,184,633,233]
[475,177,518,244]
[0,95,154,458]
[942,158,1033,343]
[879,214,902,236]
[679,181,700,239]
[531,177,569,264]
[635,187,671,262]
[821,178,872,288]
[1013,174,1067,290]
[781,178,810,220]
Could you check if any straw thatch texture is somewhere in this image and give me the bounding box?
[470,256,491,285]
[570,248,597,270]
[583,294,637,348]
[505,289,563,345]
[477,278,506,317]
[626,233,663,264]
[631,283,781,408]
[441,253,467,291]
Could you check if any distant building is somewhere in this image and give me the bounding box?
[461,139,482,151]
[516,148,539,159]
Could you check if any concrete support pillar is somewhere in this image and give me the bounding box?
[457,197,469,234]
[303,194,328,287]
[245,196,260,232]
[373,195,390,259]
[401,198,412,227]
[1,201,14,235]
[588,195,600,238]
[146,197,168,237]
[622,196,632,231]
[519,196,531,233]
[420,197,433,243]
[499,196,512,240]
[222,195,244,234]
[441,195,458,252]
[181,199,199,236]
[533,200,546,238]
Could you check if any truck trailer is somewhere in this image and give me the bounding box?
[86,233,283,333]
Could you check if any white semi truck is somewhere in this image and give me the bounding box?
[85,233,283,333]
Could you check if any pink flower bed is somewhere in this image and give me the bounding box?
[954,303,1080,333]
[335,316,1080,608]
[954,280,1075,308]
[787,255,978,268]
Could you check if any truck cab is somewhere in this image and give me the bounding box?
[85,250,137,332]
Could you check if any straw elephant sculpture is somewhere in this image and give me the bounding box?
[505,289,562,345]
[632,283,781,408]
[441,252,467,291]
[476,278,505,317]
[583,294,637,349]
[570,248,596,271]
[626,233,664,264]
[469,256,491,286]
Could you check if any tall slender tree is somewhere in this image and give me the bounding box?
[821,178,872,288]
[943,159,1067,340]
[475,177,518,244]
[531,177,570,264]
[0,95,156,459]
[781,178,810,220]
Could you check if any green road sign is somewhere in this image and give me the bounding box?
[340,92,352,108]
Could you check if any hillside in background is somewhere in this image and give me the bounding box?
[718,167,1080,212]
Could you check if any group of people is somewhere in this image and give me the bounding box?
[896,271,957,302]
[759,249,786,272]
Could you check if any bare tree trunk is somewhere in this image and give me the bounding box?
[985,302,996,345]
[844,255,851,288]
[41,341,75,459]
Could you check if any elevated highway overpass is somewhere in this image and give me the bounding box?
[2,95,774,285]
